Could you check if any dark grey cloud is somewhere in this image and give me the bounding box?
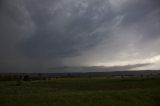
[0,0,160,72]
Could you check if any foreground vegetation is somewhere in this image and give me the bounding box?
[0,77,160,106]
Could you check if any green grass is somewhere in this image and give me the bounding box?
[0,77,160,106]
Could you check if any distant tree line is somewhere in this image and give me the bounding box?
[0,72,160,81]
[0,74,47,81]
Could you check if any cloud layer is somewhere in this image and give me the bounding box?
[0,0,160,72]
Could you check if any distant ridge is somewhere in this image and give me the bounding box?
[1,70,160,78]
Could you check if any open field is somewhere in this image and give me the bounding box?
[0,77,160,106]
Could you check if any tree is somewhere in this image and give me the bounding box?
[23,75,30,81]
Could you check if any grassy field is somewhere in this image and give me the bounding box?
[0,77,160,106]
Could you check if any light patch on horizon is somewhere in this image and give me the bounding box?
[94,55,160,67]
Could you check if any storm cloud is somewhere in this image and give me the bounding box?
[0,0,160,72]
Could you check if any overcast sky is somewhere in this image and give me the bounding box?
[0,0,160,72]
